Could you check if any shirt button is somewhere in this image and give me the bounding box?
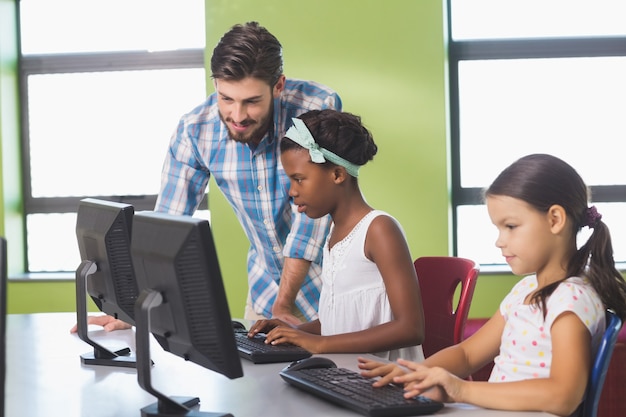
[272,246,280,253]
[263,219,269,225]
[257,185,263,191]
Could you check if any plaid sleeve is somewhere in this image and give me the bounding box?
[155,116,210,215]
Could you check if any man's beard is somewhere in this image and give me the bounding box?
[220,102,274,145]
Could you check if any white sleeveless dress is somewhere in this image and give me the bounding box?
[318,210,424,362]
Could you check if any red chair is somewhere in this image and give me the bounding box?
[414,256,479,358]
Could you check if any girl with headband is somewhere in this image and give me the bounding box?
[247,109,425,361]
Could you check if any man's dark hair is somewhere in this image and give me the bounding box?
[210,21,283,87]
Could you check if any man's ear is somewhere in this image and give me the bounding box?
[273,75,286,98]
[547,204,567,234]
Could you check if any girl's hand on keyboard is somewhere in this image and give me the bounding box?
[357,356,408,387]
[394,359,461,403]
[247,318,291,338]
[263,326,322,353]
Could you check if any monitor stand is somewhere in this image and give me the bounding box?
[135,289,233,417]
[75,260,138,368]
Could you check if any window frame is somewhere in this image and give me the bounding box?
[19,48,206,215]
[447,2,626,268]
[17,9,207,274]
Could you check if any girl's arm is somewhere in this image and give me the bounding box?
[422,311,504,378]
[398,311,591,417]
[297,319,321,334]
[262,215,425,353]
[359,310,503,385]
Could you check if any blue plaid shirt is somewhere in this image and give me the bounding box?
[155,78,342,320]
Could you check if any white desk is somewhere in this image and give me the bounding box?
[6,313,556,417]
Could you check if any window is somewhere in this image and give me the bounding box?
[18,0,208,273]
[449,0,626,269]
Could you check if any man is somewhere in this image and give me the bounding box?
[72,21,340,332]
[157,21,340,324]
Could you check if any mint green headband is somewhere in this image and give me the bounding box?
[284,118,361,177]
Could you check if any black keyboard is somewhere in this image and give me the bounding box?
[233,329,312,364]
[280,366,444,417]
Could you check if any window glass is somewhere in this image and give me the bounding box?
[20,0,205,54]
[27,209,211,272]
[27,69,206,197]
[451,1,626,267]
[457,203,626,267]
[451,0,626,40]
[458,57,626,188]
[19,0,206,273]
[26,213,78,272]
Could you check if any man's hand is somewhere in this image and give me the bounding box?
[69,315,132,333]
[271,304,303,326]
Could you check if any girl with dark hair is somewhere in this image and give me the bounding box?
[248,109,425,361]
[359,153,626,416]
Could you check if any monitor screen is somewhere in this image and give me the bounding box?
[131,211,243,417]
[74,197,139,367]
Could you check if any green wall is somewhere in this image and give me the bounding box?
[2,0,518,319]
[206,0,454,318]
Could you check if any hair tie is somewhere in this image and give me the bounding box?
[284,118,361,177]
[585,206,602,228]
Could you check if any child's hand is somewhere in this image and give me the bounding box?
[247,318,290,337]
[394,359,464,403]
[357,356,408,387]
[263,326,322,353]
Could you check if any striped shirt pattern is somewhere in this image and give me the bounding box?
[155,78,342,319]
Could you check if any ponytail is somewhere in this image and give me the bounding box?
[574,219,626,322]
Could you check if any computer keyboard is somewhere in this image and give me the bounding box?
[280,365,444,417]
[233,328,312,364]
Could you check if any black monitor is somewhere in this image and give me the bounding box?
[131,211,243,417]
[75,198,140,367]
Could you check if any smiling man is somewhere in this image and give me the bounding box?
[155,22,342,324]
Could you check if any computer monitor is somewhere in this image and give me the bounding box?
[75,198,140,368]
[131,211,243,417]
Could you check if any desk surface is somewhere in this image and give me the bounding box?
[6,313,555,417]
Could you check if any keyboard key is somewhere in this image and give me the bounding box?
[234,329,312,364]
[280,366,444,417]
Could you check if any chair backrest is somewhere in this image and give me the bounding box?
[414,256,479,358]
[582,309,623,417]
